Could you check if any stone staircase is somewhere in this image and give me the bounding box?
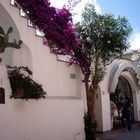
[10,0,44,37]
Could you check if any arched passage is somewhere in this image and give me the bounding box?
[110,75,134,129]
[108,60,140,129]
[0,3,20,65]
[111,76,133,105]
[108,60,137,93]
[0,3,32,69]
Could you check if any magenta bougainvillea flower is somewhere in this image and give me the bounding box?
[15,0,90,75]
[15,0,78,54]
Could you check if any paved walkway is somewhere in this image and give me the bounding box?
[96,122,140,140]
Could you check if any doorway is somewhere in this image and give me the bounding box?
[110,76,134,129]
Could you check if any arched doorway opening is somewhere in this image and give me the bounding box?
[0,3,33,70]
[110,75,134,129]
[0,3,21,66]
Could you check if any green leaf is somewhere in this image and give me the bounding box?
[8,66,46,100]
[7,42,21,49]
[7,27,13,34]
[0,26,5,35]
[18,40,23,45]
[4,34,9,43]
[0,26,22,50]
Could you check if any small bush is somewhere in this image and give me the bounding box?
[7,66,46,100]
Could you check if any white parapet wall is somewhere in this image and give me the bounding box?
[0,65,85,140]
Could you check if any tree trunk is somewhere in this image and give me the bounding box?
[84,84,96,140]
[84,49,99,140]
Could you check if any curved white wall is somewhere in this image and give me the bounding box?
[121,71,140,121]
[12,43,32,70]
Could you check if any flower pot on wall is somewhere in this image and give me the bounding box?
[8,66,47,100]
[0,47,5,53]
[14,85,24,98]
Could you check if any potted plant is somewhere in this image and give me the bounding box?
[7,66,46,100]
[0,26,22,62]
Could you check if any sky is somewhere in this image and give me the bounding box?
[50,0,140,50]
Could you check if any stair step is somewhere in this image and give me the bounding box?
[10,0,18,7]
[27,20,35,28]
[19,8,26,17]
[35,29,44,37]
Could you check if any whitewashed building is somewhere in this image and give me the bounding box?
[0,1,140,140]
[95,56,140,131]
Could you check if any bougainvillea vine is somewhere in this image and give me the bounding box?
[15,0,91,76]
[15,0,78,54]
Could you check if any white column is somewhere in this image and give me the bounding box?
[134,90,140,121]
[101,92,112,131]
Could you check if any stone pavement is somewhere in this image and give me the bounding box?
[96,122,140,140]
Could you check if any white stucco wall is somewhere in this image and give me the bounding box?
[94,87,103,131]
[96,62,112,132]
[3,0,140,135]
[0,0,83,98]
[12,44,33,70]
[0,1,86,140]
[0,65,85,140]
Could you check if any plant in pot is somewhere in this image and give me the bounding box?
[7,66,47,100]
[0,26,22,62]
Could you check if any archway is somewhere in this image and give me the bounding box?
[0,3,21,66]
[110,75,134,129]
[107,59,140,131]
[111,76,133,105]
[0,3,33,70]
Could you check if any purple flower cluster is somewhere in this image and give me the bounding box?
[15,0,90,75]
[15,0,79,55]
[70,47,91,76]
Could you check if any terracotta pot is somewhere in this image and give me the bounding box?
[14,85,24,98]
[0,47,5,53]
